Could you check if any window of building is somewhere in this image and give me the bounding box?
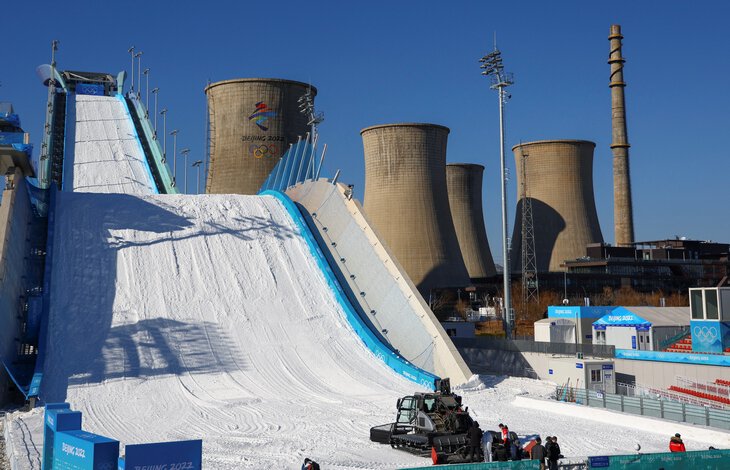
[590,369,602,383]
[690,290,704,319]
[706,290,719,320]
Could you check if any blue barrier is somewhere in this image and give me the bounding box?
[616,349,730,366]
[261,190,438,390]
[125,95,177,194]
[117,95,159,195]
[119,440,202,470]
[30,185,57,398]
[42,403,201,470]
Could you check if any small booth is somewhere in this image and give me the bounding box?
[689,287,730,353]
[592,307,688,351]
[546,356,616,393]
[534,318,575,343]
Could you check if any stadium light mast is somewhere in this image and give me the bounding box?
[479,40,515,338]
[180,147,190,193]
[297,86,324,179]
[192,160,203,194]
[170,129,179,186]
[127,46,135,93]
[135,51,143,99]
[151,88,159,137]
[160,108,168,161]
[143,68,150,113]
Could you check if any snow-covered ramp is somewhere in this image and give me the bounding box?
[40,192,427,469]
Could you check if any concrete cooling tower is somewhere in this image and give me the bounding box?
[510,140,604,272]
[361,123,470,295]
[446,163,497,280]
[205,78,315,194]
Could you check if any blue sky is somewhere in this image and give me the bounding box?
[4,0,729,263]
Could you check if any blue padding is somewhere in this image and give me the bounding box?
[31,185,58,398]
[261,190,438,390]
[1,361,31,398]
[117,95,159,194]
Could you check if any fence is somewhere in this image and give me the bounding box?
[454,337,615,358]
[559,386,730,430]
[616,382,726,410]
[258,137,319,193]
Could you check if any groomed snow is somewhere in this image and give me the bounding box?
[66,95,156,194]
[4,194,729,469]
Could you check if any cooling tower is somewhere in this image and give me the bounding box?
[510,140,604,272]
[205,78,315,194]
[362,123,470,295]
[609,24,635,246]
[446,163,497,280]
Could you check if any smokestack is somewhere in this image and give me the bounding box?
[609,24,635,246]
[361,123,470,296]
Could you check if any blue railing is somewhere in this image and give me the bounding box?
[259,137,319,193]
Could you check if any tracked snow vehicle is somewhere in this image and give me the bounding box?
[370,379,477,462]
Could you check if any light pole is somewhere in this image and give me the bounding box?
[170,130,179,186]
[127,46,135,93]
[143,68,150,115]
[192,160,203,194]
[135,51,143,99]
[480,44,515,339]
[151,88,159,137]
[180,148,190,193]
[160,109,168,162]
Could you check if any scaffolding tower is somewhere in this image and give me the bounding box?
[520,148,539,317]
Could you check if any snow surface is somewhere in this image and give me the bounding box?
[5,191,728,469]
[66,94,156,194]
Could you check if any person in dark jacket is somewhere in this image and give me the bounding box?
[547,436,561,470]
[669,433,686,452]
[467,421,484,462]
[530,437,547,470]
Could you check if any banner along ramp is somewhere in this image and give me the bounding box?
[63,94,157,194]
[39,192,429,469]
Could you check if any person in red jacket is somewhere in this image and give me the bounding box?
[669,433,686,452]
[499,423,510,447]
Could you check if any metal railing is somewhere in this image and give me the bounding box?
[560,386,730,430]
[616,382,726,409]
[453,336,615,358]
[658,328,690,351]
[259,136,320,193]
[675,375,730,400]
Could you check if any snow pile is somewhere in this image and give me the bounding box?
[66,94,156,194]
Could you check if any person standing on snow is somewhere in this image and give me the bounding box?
[482,430,493,462]
[467,421,484,462]
[530,436,547,470]
[498,423,510,448]
[546,436,561,470]
[669,433,686,452]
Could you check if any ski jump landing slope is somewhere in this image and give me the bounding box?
[40,191,428,469]
[63,94,156,194]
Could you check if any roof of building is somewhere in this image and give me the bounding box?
[593,306,689,328]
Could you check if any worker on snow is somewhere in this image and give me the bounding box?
[530,436,547,470]
[498,423,510,447]
[669,433,686,452]
[546,436,562,470]
[482,430,493,462]
[467,421,484,462]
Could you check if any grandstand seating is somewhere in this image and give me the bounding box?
[668,385,730,406]
[717,379,730,387]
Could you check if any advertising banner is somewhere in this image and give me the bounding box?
[53,430,118,470]
[119,440,202,470]
[76,83,105,96]
[588,449,730,469]
[616,349,730,366]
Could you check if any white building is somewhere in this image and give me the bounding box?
[592,306,689,351]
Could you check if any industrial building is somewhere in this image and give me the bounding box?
[361,123,470,296]
[510,140,604,273]
[205,78,314,195]
[445,163,497,281]
[563,239,730,292]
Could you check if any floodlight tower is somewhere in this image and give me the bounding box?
[479,42,515,338]
[298,86,324,179]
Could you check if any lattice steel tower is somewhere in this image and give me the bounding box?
[519,147,539,315]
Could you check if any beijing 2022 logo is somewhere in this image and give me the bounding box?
[248,102,276,131]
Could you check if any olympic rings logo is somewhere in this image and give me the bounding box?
[249,144,278,159]
[692,325,719,343]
